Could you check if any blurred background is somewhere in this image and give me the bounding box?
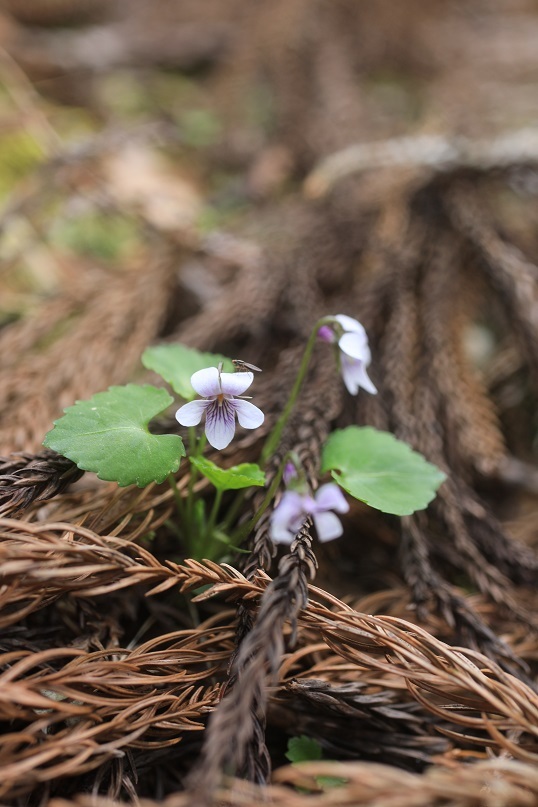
[1,0,538,450]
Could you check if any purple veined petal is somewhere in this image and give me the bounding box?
[314,483,350,514]
[340,354,377,396]
[317,324,336,344]
[204,399,237,450]
[338,331,369,361]
[234,399,265,429]
[334,314,367,336]
[175,399,211,427]
[190,366,222,398]
[312,511,344,542]
[220,371,253,397]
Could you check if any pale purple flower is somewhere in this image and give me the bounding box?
[175,366,264,450]
[318,314,377,396]
[270,483,349,544]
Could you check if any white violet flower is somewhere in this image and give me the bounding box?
[175,366,264,450]
[270,483,349,544]
[318,314,377,396]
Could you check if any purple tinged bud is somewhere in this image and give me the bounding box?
[283,461,298,485]
[317,324,336,344]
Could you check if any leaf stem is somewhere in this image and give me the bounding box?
[233,452,291,544]
[205,487,224,540]
[168,473,189,549]
[219,489,246,531]
[187,429,205,524]
[260,316,333,465]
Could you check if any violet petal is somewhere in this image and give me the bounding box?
[313,511,344,542]
[175,399,211,427]
[334,314,367,336]
[234,399,265,429]
[220,371,253,397]
[270,491,306,543]
[204,399,237,449]
[314,483,349,514]
[338,331,369,361]
[340,354,377,396]
[190,367,222,398]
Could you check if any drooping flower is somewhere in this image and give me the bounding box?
[175,366,264,450]
[270,483,349,544]
[318,314,377,396]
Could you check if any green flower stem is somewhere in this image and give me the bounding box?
[188,427,200,455]
[260,316,333,466]
[219,489,246,531]
[168,474,188,546]
[187,429,206,524]
[181,592,200,627]
[233,452,291,545]
[205,487,224,543]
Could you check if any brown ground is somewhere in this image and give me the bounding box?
[0,1,538,804]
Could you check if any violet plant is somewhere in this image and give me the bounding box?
[43,315,446,562]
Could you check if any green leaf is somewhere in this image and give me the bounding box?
[286,737,347,790]
[286,736,322,764]
[317,776,347,789]
[141,344,234,400]
[190,456,265,491]
[321,426,446,516]
[43,385,185,487]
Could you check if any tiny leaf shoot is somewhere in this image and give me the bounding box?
[286,736,346,789]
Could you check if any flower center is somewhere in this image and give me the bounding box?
[217,393,225,405]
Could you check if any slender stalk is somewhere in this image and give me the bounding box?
[182,592,200,627]
[168,473,186,518]
[219,489,246,531]
[234,317,333,544]
[260,316,332,465]
[205,487,224,540]
[187,429,206,522]
[168,474,189,550]
[233,453,291,544]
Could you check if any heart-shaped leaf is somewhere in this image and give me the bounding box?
[322,426,446,516]
[190,456,265,491]
[142,344,234,400]
[43,385,185,487]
